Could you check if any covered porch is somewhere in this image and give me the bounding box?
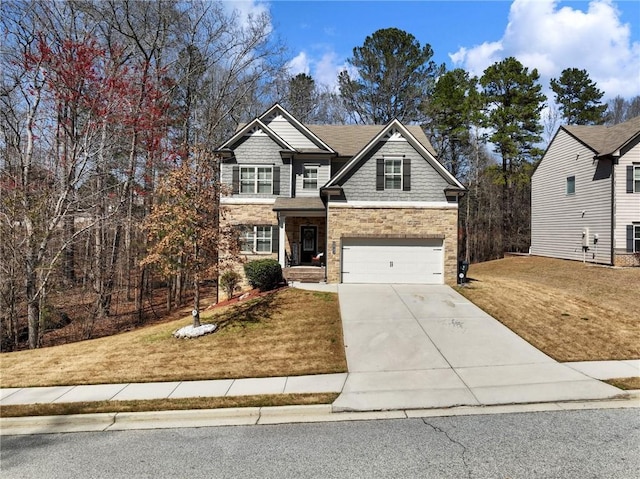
[273,197,327,279]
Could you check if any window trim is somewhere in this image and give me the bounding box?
[302,166,318,190]
[566,175,576,195]
[239,225,273,254]
[384,158,403,190]
[239,166,273,194]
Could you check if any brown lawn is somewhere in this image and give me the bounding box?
[457,256,640,362]
[0,288,347,388]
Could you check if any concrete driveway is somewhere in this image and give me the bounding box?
[334,284,621,411]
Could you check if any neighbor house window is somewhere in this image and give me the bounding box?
[635,166,640,193]
[240,166,272,194]
[385,158,402,190]
[303,167,318,190]
[635,225,640,253]
[566,176,575,195]
[239,226,272,253]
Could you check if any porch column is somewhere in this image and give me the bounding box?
[278,214,286,268]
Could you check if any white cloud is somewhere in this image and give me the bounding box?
[287,51,310,75]
[450,0,640,99]
[315,51,348,89]
[286,49,352,90]
[222,1,271,30]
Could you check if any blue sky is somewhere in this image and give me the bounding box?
[236,0,640,101]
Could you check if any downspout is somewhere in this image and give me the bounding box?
[610,157,616,265]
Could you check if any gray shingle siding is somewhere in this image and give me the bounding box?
[337,140,450,202]
[293,158,330,196]
[220,135,291,198]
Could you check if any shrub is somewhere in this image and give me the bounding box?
[243,259,284,291]
[220,270,242,300]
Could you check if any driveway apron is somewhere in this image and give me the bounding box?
[333,284,621,412]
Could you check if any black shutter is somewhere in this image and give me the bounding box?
[403,158,411,191]
[376,159,384,191]
[273,167,280,195]
[271,226,279,253]
[627,225,635,252]
[627,165,635,193]
[232,166,239,194]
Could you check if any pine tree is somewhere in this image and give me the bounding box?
[480,57,546,254]
[338,27,444,124]
[550,68,606,125]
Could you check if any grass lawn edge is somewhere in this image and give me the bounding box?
[0,393,340,418]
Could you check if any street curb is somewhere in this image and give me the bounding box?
[2,396,638,436]
[0,412,116,435]
[107,407,261,431]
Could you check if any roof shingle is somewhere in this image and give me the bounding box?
[564,116,640,157]
[306,124,437,157]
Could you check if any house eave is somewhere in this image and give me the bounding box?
[445,186,467,197]
[320,186,344,197]
[272,197,325,215]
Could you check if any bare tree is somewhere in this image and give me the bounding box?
[1,2,106,347]
[605,95,640,125]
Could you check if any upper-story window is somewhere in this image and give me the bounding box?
[634,166,640,193]
[303,167,318,190]
[376,157,410,192]
[385,158,402,190]
[566,176,575,195]
[240,166,272,194]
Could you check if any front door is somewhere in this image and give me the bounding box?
[300,226,317,264]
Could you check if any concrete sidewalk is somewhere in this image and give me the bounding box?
[1,360,636,407]
[0,373,347,406]
[334,284,637,412]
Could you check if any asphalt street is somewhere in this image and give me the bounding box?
[2,408,638,478]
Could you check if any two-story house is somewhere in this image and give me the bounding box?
[215,104,466,284]
[531,116,640,266]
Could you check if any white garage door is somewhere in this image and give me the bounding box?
[341,238,444,284]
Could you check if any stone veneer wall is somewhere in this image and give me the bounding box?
[325,206,459,284]
[222,203,278,231]
[221,204,278,283]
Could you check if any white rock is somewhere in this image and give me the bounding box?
[173,323,217,339]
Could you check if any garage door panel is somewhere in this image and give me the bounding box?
[342,238,444,284]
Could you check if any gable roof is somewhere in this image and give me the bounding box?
[226,105,437,158]
[259,104,336,153]
[324,119,465,189]
[217,118,294,152]
[564,116,640,158]
[307,124,437,158]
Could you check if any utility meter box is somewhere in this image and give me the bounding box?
[582,228,589,247]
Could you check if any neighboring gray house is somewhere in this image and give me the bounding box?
[215,104,466,284]
[531,116,640,266]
